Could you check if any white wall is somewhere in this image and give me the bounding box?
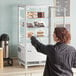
[70,0,76,48]
[0,0,53,57]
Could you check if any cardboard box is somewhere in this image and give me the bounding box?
[0,48,3,69]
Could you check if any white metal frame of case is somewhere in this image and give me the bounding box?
[18,5,66,68]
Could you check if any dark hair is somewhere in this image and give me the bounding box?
[54,27,71,43]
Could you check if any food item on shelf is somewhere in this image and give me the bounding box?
[37,12,45,18]
[27,23,34,28]
[27,11,45,18]
[34,21,38,27]
[27,12,37,18]
[37,31,44,37]
[37,31,44,34]
[37,35,44,37]
[38,23,44,27]
[34,21,45,27]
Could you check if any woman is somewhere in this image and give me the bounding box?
[28,27,76,76]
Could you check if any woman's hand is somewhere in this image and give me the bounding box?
[28,32,33,38]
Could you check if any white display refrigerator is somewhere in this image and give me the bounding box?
[18,5,65,68]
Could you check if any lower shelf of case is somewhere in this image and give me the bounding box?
[18,58,46,68]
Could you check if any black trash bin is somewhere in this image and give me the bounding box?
[0,34,13,66]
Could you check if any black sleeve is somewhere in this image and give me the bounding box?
[72,51,76,68]
[31,36,53,55]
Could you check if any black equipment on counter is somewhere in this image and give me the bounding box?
[0,34,13,66]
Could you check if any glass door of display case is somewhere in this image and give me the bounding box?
[18,5,50,68]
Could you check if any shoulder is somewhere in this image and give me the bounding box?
[67,44,76,52]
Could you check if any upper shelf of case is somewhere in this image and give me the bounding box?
[26,11,46,19]
[19,5,49,19]
[19,15,49,20]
